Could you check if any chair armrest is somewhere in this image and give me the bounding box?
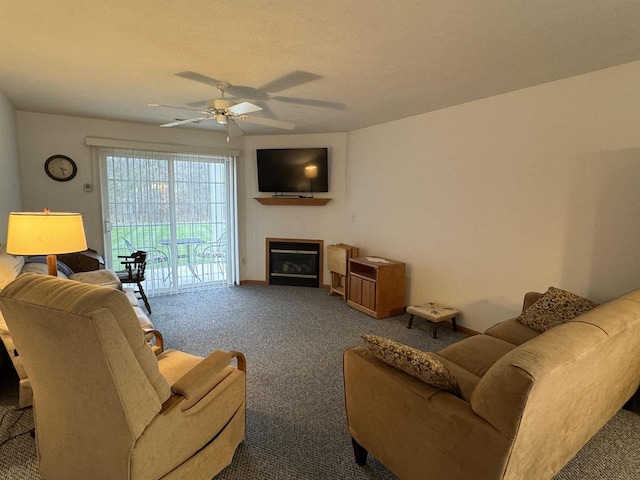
[171,350,246,410]
[143,328,164,354]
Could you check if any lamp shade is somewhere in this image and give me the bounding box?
[304,165,318,179]
[6,211,87,256]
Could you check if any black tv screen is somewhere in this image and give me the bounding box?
[257,148,329,193]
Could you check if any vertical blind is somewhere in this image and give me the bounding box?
[98,147,238,296]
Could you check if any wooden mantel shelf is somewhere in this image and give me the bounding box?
[254,197,331,206]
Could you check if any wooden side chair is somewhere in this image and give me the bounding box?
[122,236,171,281]
[116,250,151,314]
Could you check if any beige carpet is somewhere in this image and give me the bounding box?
[0,284,638,479]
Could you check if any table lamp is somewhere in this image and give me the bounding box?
[6,210,88,276]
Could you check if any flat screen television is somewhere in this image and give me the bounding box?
[257,148,329,193]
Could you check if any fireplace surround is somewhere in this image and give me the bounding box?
[266,238,323,288]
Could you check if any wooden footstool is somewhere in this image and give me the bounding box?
[406,302,459,339]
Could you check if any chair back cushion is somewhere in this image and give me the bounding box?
[0,274,171,424]
[0,274,174,478]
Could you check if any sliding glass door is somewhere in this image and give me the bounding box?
[98,147,238,296]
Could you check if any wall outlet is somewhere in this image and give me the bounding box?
[84,183,93,192]
[241,257,247,265]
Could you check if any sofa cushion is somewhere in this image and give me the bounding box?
[361,334,462,398]
[69,270,122,290]
[132,305,153,330]
[0,244,24,290]
[516,286,598,333]
[437,334,517,378]
[485,318,540,346]
[123,288,139,307]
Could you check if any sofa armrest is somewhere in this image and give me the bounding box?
[344,347,511,479]
[68,270,122,290]
[522,291,542,312]
[172,350,246,411]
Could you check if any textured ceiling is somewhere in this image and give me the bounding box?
[1,0,640,136]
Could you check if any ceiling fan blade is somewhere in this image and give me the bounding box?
[254,101,277,119]
[226,85,265,100]
[228,102,262,115]
[259,71,322,93]
[239,115,295,130]
[272,96,346,110]
[175,71,221,88]
[185,99,209,108]
[228,118,245,138]
[160,116,212,127]
[148,103,207,113]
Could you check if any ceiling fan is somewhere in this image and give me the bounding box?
[149,82,295,137]
[176,70,346,113]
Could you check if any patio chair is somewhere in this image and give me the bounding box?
[193,233,227,279]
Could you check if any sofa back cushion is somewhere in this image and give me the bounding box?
[483,318,539,346]
[20,261,69,278]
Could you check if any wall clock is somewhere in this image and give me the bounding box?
[44,155,77,182]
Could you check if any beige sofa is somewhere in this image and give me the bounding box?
[344,288,640,480]
[0,247,153,408]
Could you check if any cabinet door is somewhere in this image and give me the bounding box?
[349,275,362,305]
[361,278,376,310]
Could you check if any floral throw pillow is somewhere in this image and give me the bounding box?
[361,334,462,398]
[516,286,598,333]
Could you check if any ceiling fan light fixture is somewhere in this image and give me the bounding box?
[151,74,296,133]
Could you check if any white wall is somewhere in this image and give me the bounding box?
[15,112,240,253]
[242,133,348,284]
[346,60,640,331]
[0,91,23,243]
[13,111,349,289]
[11,61,640,333]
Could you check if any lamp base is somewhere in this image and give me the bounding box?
[46,255,58,276]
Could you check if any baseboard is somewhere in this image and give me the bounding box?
[239,280,330,289]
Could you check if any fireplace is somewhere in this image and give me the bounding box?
[266,238,323,288]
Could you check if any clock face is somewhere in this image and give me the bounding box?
[45,155,77,182]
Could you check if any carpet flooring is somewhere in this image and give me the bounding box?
[0,284,639,479]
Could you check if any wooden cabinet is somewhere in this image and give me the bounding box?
[57,249,105,272]
[347,257,406,318]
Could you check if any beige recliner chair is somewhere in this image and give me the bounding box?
[0,274,246,480]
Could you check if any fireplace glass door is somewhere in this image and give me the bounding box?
[268,241,321,287]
